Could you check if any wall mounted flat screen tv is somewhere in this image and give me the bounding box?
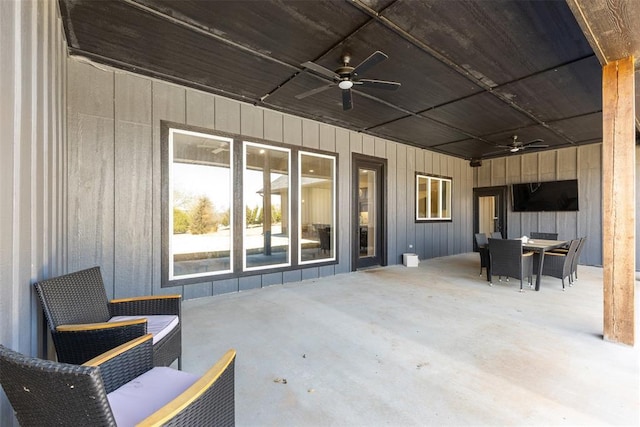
[511,179,579,212]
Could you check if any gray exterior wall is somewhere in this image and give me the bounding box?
[65,58,475,301]
[474,146,606,267]
[0,0,67,424]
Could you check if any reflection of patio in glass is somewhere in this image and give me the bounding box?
[173,227,232,277]
[173,225,328,275]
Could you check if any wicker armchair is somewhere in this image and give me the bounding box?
[0,335,235,427]
[488,238,534,291]
[534,239,580,290]
[530,232,558,240]
[490,231,503,239]
[474,233,489,276]
[34,266,182,368]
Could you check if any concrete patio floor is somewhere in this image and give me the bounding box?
[181,253,639,426]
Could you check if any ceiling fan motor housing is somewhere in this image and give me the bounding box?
[335,66,354,76]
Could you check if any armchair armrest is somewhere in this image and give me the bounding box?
[84,334,155,393]
[56,318,147,332]
[137,349,236,426]
[109,295,182,317]
[52,320,147,365]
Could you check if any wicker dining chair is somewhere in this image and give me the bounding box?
[474,233,489,276]
[34,266,182,368]
[488,238,534,291]
[548,236,587,283]
[0,335,235,427]
[490,232,503,239]
[530,232,559,240]
[571,236,587,282]
[318,226,331,254]
[533,239,580,290]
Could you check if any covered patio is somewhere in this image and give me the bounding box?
[182,254,639,425]
[1,0,640,424]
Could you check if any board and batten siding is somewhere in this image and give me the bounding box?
[473,144,606,267]
[0,0,67,424]
[65,58,474,301]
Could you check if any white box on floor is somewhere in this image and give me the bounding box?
[403,253,419,267]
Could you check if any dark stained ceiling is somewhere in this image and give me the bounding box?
[58,0,640,161]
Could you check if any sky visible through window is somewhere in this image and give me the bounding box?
[173,163,269,210]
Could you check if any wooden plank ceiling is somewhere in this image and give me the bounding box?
[58,0,638,160]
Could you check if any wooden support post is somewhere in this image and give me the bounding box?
[602,56,635,346]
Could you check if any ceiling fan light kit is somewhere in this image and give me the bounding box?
[338,80,353,90]
[298,50,401,111]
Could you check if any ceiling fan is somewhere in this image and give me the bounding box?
[296,51,401,111]
[486,135,549,156]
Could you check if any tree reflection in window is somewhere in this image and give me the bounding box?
[169,129,233,280]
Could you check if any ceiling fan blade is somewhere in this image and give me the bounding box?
[342,89,353,111]
[526,144,549,148]
[295,84,335,100]
[301,61,338,80]
[357,79,401,90]
[522,138,545,147]
[352,51,388,76]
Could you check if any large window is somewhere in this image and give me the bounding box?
[416,173,452,221]
[244,142,291,270]
[299,151,336,263]
[168,129,233,281]
[163,124,337,286]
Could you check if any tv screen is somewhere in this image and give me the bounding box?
[511,179,579,212]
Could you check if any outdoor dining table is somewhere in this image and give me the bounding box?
[522,238,570,291]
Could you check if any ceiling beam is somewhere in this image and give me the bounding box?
[566,0,640,128]
[566,0,640,66]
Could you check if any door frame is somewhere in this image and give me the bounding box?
[352,154,387,270]
[473,185,508,249]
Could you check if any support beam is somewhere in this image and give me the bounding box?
[602,56,635,346]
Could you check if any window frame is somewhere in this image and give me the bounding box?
[166,127,235,282]
[298,150,337,265]
[242,141,292,272]
[161,121,339,287]
[415,172,453,222]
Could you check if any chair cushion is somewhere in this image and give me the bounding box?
[107,367,199,427]
[109,315,179,344]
